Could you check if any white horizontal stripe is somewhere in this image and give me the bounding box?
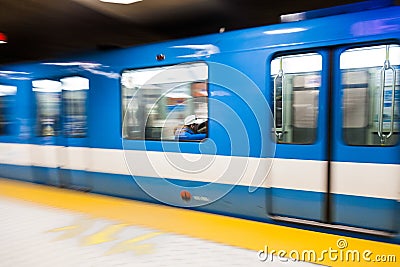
[331,161,399,200]
[266,158,327,192]
[87,148,130,175]
[60,147,89,171]
[123,152,325,193]
[0,143,32,166]
[124,150,273,188]
[1,143,398,200]
[30,145,60,168]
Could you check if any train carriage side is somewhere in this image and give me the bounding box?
[101,3,400,242]
[0,63,92,188]
[0,3,398,244]
[113,4,400,240]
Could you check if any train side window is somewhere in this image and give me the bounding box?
[0,85,17,136]
[121,62,208,141]
[340,44,400,146]
[33,77,89,137]
[271,53,322,144]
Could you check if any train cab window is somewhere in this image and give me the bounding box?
[0,85,17,136]
[121,62,208,141]
[340,44,400,146]
[271,53,322,144]
[33,77,89,137]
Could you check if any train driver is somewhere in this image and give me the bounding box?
[175,115,207,141]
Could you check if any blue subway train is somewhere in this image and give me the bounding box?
[0,1,399,244]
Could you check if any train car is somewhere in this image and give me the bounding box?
[0,0,399,244]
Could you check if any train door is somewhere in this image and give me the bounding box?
[331,44,400,233]
[32,79,63,185]
[268,44,399,233]
[268,52,328,222]
[32,77,90,188]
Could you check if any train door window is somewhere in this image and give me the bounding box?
[61,76,89,137]
[121,62,208,141]
[271,53,322,144]
[340,44,400,146]
[33,80,62,136]
[33,77,89,137]
[0,85,17,136]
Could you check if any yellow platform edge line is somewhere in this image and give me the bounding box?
[0,178,398,267]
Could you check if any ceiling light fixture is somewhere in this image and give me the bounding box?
[99,0,142,4]
[0,32,7,44]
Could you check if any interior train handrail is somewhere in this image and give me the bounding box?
[378,45,396,144]
[274,57,285,140]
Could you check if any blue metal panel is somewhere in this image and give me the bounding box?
[332,194,399,232]
[0,164,34,182]
[87,73,122,149]
[78,172,153,202]
[31,166,60,186]
[269,188,325,221]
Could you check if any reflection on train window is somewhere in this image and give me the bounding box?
[0,85,17,136]
[341,44,400,146]
[121,62,208,141]
[271,53,321,144]
[33,77,89,137]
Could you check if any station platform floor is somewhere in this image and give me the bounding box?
[0,178,398,267]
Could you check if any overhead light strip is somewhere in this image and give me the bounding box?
[99,0,143,4]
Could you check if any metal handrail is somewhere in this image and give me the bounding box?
[274,57,285,140]
[378,45,396,144]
